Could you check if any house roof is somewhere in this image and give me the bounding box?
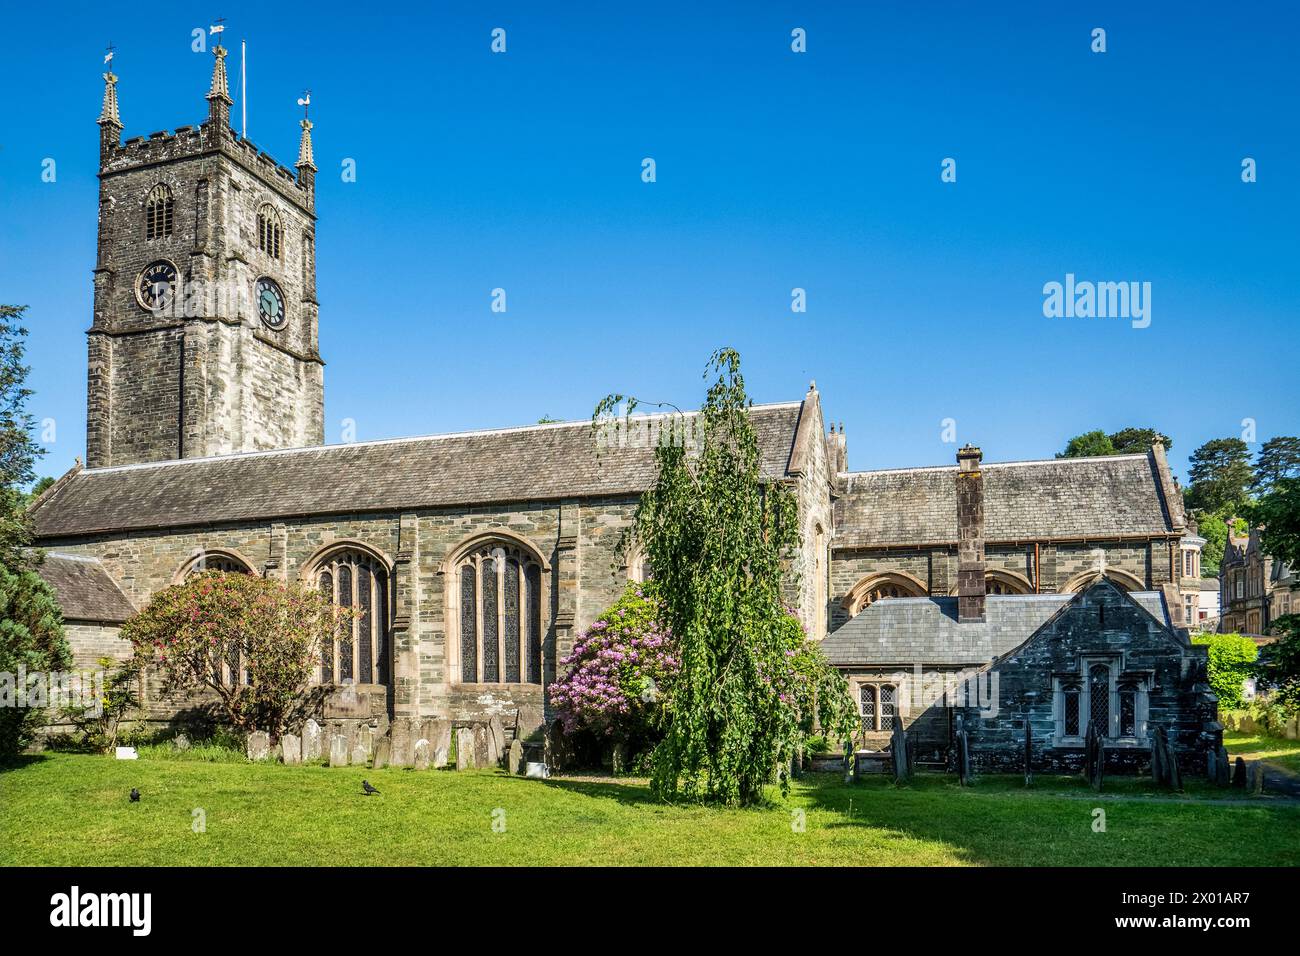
[821,588,1172,667]
[28,402,805,538]
[1199,578,1221,592]
[833,449,1181,549]
[35,553,136,623]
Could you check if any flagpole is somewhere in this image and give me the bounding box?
[241,40,247,139]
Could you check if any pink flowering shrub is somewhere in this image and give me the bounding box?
[548,583,678,747]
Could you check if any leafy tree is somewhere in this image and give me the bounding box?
[1191,634,1258,709]
[1185,437,1253,517]
[595,349,847,805]
[1108,427,1173,454]
[1253,478,1300,573]
[122,572,354,738]
[0,559,72,757]
[1254,436,1300,494]
[1197,513,1228,577]
[1057,430,1114,459]
[0,305,43,566]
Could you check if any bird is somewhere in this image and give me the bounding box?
[361,780,380,796]
[129,788,140,802]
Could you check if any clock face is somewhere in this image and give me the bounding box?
[135,260,178,312]
[255,277,287,330]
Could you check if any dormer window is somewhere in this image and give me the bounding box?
[144,183,173,240]
[257,203,282,259]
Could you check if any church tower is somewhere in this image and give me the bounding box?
[86,40,323,469]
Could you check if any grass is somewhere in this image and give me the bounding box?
[1225,728,1300,777]
[2,752,1298,866]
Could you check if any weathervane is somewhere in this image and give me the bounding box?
[103,41,115,66]
[297,89,312,120]
[210,16,226,45]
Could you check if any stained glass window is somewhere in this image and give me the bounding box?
[316,551,389,686]
[504,557,521,683]
[481,555,499,682]
[460,565,477,683]
[455,542,545,685]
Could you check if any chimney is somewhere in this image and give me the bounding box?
[956,444,986,623]
[825,422,847,474]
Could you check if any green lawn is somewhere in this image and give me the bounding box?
[1225,728,1300,777]
[3,753,1297,866]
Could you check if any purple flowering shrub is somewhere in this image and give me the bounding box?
[548,583,678,745]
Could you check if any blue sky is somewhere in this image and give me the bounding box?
[1,1,1296,482]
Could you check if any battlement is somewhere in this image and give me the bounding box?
[106,122,307,194]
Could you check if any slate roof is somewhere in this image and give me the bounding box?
[834,451,1179,549]
[35,553,136,623]
[28,403,805,538]
[821,590,1172,667]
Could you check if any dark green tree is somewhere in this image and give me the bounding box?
[594,349,820,806]
[1253,436,1300,494]
[1,305,44,565]
[1184,437,1254,517]
[1108,427,1173,454]
[1057,430,1115,459]
[1251,477,1300,713]
[1197,513,1228,576]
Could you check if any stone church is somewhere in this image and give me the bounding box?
[30,47,1220,769]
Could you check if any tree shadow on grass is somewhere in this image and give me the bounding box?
[539,774,665,808]
[0,754,51,775]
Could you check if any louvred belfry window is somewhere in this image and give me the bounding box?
[257,203,282,259]
[455,542,543,685]
[317,550,389,686]
[145,183,174,240]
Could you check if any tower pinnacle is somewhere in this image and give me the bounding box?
[296,90,316,170]
[98,44,121,127]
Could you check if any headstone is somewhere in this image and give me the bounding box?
[1214,746,1231,787]
[1023,719,1033,788]
[1150,731,1166,786]
[281,733,302,765]
[544,718,567,773]
[488,714,507,764]
[427,719,452,768]
[891,723,910,784]
[515,705,545,743]
[247,730,271,761]
[329,733,349,768]
[473,724,491,767]
[173,733,191,752]
[956,729,972,786]
[302,719,323,763]
[508,739,525,775]
[612,742,626,775]
[525,761,548,779]
[1250,762,1265,795]
[413,739,431,771]
[389,718,413,768]
[1232,756,1247,788]
[456,727,476,770]
[1287,716,1299,741]
[343,721,360,760]
[351,744,368,766]
[1084,721,1101,789]
[1205,746,1217,784]
[372,736,391,770]
[358,723,374,760]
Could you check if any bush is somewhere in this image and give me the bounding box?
[0,560,72,758]
[548,583,678,763]
[1192,633,1258,709]
[122,571,353,738]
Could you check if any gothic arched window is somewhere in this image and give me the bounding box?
[844,572,926,617]
[145,184,174,240]
[315,549,390,686]
[453,541,544,685]
[257,203,283,259]
[859,685,877,732]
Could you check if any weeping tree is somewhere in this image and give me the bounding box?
[594,348,836,806]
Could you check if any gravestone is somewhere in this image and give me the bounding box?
[1023,719,1033,788]
[372,736,391,770]
[426,719,452,768]
[1250,762,1265,795]
[302,719,323,763]
[413,739,430,771]
[1287,716,1299,741]
[1232,756,1247,788]
[891,724,910,784]
[351,744,368,766]
[1205,746,1218,784]
[1215,746,1231,786]
[544,718,568,773]
[488,715,507,764]
[343,722,360,760]
[473,724,491,767]
[281,733,302,766]
[246,730,271,761]
[329,733,349,767]
[612,743,627,775]
[515,705,545,743]
[956,730,972,786]
[389,718,413,768]
[508,739,525,775]
[456,727,476,770]
[173,733,191,752]
[357,724,374,761]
